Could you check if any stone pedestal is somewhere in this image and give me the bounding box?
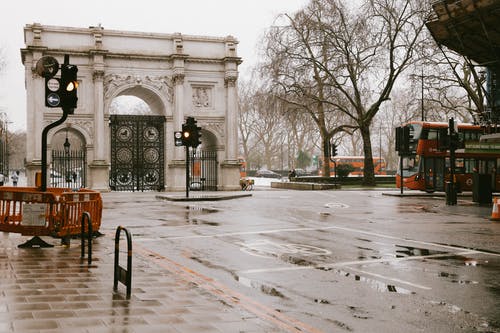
[88,160,110,192]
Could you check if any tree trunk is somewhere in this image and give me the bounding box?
[360,126,375,186]
[322,136,331,178]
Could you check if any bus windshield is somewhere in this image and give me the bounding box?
[408,123,423,141]
[398,155,420,177]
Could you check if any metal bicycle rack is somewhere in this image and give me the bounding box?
[80,211,93,265]
[113,226,132,298]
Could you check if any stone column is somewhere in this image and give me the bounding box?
[173,72,185,160]
[172,36,186,161]
[24,52,44,186]
[224,74,238,162]
[88,68,110,191]
[93,69,105,160]
[87,28,110,191]
[220,36,242,190]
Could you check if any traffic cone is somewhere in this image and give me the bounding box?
[491,197,500,221]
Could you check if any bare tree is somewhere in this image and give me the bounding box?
[261,0,427,185]
[238,79,261,162]
[8,130,26,171]
[283,108,318,169]
[417,41,485,123]
[261,1,356,178]
[252,94,288,169]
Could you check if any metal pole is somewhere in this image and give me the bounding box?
[400,154,404,195]
[447,118,457,205]
[185,146,190,198]
[421,67,425,121]
[41,55,71,191]
[41,112,68,191]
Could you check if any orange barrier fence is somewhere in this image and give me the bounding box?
[0,186,102,238]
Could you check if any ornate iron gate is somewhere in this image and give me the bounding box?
[110,115,165,191]
[190,149,218,191]
[51,149,86,188]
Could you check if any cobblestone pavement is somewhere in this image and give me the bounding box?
[0,230,290,333]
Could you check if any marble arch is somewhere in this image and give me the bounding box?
[21,23,242,191]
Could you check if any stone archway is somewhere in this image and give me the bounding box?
[49,127,87,188]
[189,129,220,191]
[107,85,166,191]
[22,23,242,191]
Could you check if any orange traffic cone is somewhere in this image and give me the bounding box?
[491,197,500,221]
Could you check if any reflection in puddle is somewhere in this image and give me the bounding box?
[155,205,220,226]
[237,276,286,298]
[438,271,479,285]
[334,269,414,294]
[395,245,446,258]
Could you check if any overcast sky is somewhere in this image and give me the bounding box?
[0,0,308,131]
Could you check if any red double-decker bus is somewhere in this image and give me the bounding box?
[396,121,500,192]
[319,156,387,177]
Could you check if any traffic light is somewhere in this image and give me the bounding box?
[437,128,449,151]
[192,123,202,148]
[403,126,410,152]
[182,117,202,148]
[395,126,410,154]
[331,142,338,157]
[60,63,78,111]
[181,122,192,146]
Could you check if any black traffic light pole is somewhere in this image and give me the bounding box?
[185,146,190,198]
[181,117,202,198]
[396,126,410,195]
[40,55,74,191]
[41,112,69,191]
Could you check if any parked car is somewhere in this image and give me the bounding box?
[255,169,282,179]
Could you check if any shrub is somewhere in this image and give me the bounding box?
[336,163,355,178]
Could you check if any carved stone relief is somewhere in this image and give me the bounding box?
[205,121,224,139]
[103,74,173,102]
[192,86,212,108]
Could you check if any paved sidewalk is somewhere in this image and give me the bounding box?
[0,231,283,333]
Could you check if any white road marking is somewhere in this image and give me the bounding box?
[239,250,479,275]
[163,224,500,258]
[238,250,480,291]
[346,267,432,290]
[324,202,350,209]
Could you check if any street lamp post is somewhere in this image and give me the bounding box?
[421,67,425,121]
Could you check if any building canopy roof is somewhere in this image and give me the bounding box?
[426,0,500,65]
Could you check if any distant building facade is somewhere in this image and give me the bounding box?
[21,23,241,191]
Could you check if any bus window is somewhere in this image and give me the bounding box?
[427,129,439,140]
[464,158,475,173]
[401,155,419,177]
[408,124,423,140]
[455,158,465,174]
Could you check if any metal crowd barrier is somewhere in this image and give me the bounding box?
[0,186,102,247]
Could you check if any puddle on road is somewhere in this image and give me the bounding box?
[236,275,286,298]
[438,271,479,285]
[126,205,221,240]
[315,267,415,294]
[396,203,437,213]
[395,245,446,258]
[158,205,220,226]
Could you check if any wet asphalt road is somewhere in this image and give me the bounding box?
[101,189,500,333]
